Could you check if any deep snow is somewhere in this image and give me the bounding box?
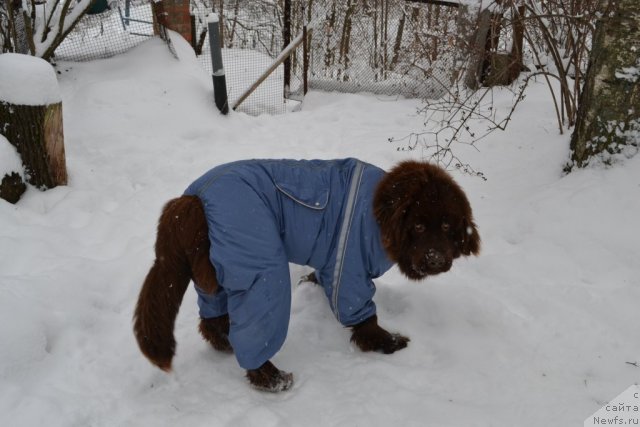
[0,36,639,427]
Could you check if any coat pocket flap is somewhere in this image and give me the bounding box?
[275,181,329,210]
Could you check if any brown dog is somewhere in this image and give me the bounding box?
[133,160,480,391]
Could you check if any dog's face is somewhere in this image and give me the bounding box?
[373,161,480,281]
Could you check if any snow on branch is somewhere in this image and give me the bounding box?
[20,0,94,60]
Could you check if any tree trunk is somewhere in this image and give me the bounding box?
[283,0,291,95]
[431,4,441,62]
[464,8,493,90]
[217,0,224,45]
[372,0,379,70]
[511,5,525,69]
[569,0,640,169]
[324,2,336,69]
[339,0,354,72]
[382,0,389,74]
[5,0,30,54]
[0,102,68,188]
[390,10,406,68]
[227,0,240,48]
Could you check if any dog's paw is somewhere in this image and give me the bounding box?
[350,315,410,354]
[382,333,410,354]
[246,361,294,393]
[297,271,319,286]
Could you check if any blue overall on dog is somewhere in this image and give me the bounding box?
[184,158,393,370]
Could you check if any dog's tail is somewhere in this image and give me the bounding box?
[133,195,218,372]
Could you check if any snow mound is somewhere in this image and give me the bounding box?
[0,53,61,105]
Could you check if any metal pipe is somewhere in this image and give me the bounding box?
[207,13,229,114]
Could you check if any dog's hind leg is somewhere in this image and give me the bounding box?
[176,197,234,354]
[183,197,218,295]
[133,196,208,371]
[199,315,232,353]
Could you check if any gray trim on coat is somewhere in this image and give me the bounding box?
[331,161,365,323]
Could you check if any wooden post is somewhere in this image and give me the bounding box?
[0,54,67,190]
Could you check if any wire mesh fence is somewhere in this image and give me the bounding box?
[194,0,290,115]
[54,0,155,62]
[47,0,469,115]
[303,0,466,99]
[213,0,468,106]
[198,41,289,115]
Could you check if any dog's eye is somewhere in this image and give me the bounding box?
[414,224,426,233]
[441,222,450,232]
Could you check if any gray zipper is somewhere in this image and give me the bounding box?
[331,161,364,322]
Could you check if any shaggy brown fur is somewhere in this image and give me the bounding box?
[350,315,410,353]
[198,315,232,353]
[373,160,480,281]
[246,361,294,393]
[133,161,480,392]
[133,195,217,372]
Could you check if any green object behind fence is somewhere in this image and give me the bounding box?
[88,0,110,15]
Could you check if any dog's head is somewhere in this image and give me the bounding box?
[373,161,480,280]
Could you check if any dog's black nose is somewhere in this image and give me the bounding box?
[425,249,445,269]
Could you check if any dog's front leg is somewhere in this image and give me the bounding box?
[246,361,294,392]
[350,315,409,354]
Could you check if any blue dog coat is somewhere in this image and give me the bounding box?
[184,159,393,369]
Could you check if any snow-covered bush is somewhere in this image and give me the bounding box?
[1,0,94,60]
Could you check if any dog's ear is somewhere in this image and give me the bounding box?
[374,161,426,225]
[374,187,412,252]
[373,163,422,247]
[461,217,481,256]
[374,188,412,228]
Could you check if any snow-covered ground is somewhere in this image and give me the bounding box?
[1,35,639,427]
